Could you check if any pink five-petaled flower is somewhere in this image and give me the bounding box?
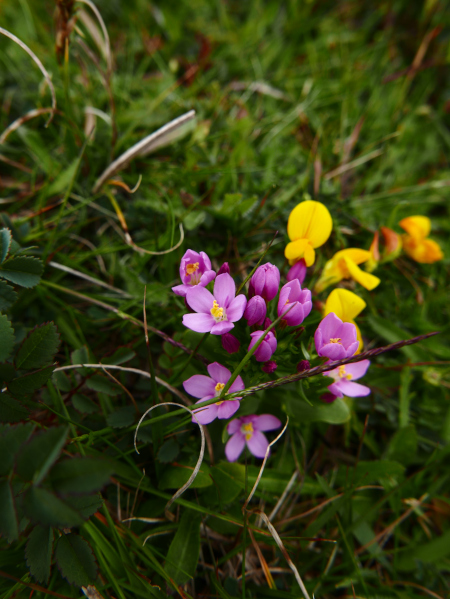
[183,273,247,335]
[244,295,267,326]
[184,362,245,425]
[249,263,280,301]
[277,279,312,326]
[172,249,216,297]
[248,330,277,362]
[314,312,359,360]
[225,414,282,461]
[324,360,371,398]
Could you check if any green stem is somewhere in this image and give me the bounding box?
[175,332,209,380]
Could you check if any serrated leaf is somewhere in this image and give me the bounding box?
[7,364,55,398]
[85,375,121,396]
[0,479,19,542]
[106,406,135,428]
[26,526,53,583]
[15,322,60,370]
[101,346,136,365]
[0,422,35,476]
[157,438,179,463]
[0,280,17,311]
[72,393,97,414]
[23,487,84,527]
[65,493,103,518]
[0,314,15,362]
[0,363,16,385]
[165,510,201,584]
[0,228,12,263]
[0,392,29,423]
[16,426,68,484]
[0,256,43,288]
[55,534,97,586]
[50,458,114,493]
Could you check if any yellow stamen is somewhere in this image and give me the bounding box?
[241,422,254,441]
[186,262,200,275]
[215,382,225,393]
[338,365,353,380]
[210,300,224,319]
[330,337,341,344]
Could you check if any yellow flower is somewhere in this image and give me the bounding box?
[285,200,332,267]
[324,288,366,352]
[314,248,381,293]
[399,216,443,264]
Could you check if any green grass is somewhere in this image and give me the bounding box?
[0,0,449,597]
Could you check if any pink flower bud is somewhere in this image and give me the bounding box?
[277,280,312,326]
[320,392,337,404]
[244,295,267,326]
[248,330,277,362]
[262,360,277,373]
[222,332,240,354]
[287,259,307,285]
[217,262,230,275]
[296,360,310,372]
[250,263,280,301]
[263,318,272,330]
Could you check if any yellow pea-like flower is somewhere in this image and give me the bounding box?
[399,216,443,264]
[314,248,381,293]
[285,200,333,267]
[324,288,366,352]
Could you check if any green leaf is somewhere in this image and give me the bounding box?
[396,528,450,571]
[386,425,418,465]
[367,315,423,361]
[0,228,12,263]
[72,393,97,414]
[0,363,16,385]
[159,462,212,490]
[52,370,71,392]
[50,458,114,494]
[284,396,351,424]
[26,526,53,583]
[0,280,17,311]
[101,347,136,365]
[16,426,68,484]
[204,462,245,504]
[165,510,201,584]
[0,314,14,362]
[106,406,135,428]
[0,392,29,423]
[65,494,103,519]
[85,375,121,396]
[0,479,19,542]
[54,534,97,587]
[23,487,84,527]
[15,322,60,370]
[0,422,34,476]
[352,460,405,485]
[0,256,43,288]
[157,438,179,464]
[7,364,56,398]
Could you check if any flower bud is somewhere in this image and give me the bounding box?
[222,332,240,354]
[248,330,277,362]
[296,360,310,372]
[263,318,272,330]
[217,262,230,276]
[250,263,280,301]
[320,392,337,404]
[277,280,312,326]
[262,360,277,373]
[287,259,307,285]
[244,295,267,326]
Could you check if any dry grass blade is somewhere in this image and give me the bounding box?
[0,28,56,131]
[76,0,112,73]
[134,402,205,511]
[92,110,196,192]
[49,260,131,296]
[247,528,276,589]
[100,365,139,413]
[0,108,54,145]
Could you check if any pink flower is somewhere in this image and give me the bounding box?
[225,414,282,461]
[217,262,230,275]
[184,362,245,425]
[287,259,307,285]
[314,313,359,360]
[249,263,280,301]
[324,360,371,398]
[222,332,240,354]
[244,295,267,326]
[172,249,216,297]
[183,273,247,335]
[248,330,277,362]
[277,280,312,326]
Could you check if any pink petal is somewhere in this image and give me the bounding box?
[253,414,282,432]
[229,375,245,394]
[319,343,347,360]
[192,401,219,425]
[182,313,214,333]
[225,432,246,462]
[345,341,359,357]
[227,294,247,322]
[227,418,242,435]
[172,284,189,297]
[199,251,212,271]
[211,321,234,335]
[254,342,273,362]
[338,380,371,397]
[214,273,236,307]
[319,313,343,341]
[327,381,345,398]
[207,362,232,384]
[186,286,214,313]
[200,270,216,286]
[217,400,240,419]
[183,375,216,399]
[345,360,370,380]
[247,430,269,458]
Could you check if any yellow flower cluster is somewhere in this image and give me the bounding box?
[285,200,444,352]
